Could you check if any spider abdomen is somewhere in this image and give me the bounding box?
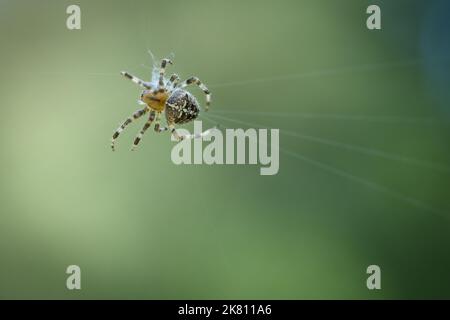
[165,89,200,124]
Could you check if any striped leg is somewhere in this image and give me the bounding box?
[158,58,173,89]
[121,71,151,89]
[167,73,180,89]
[111,108,148,151]
[153,112,164,132]
[168,123,183,141]
[131,111,156,150]
[180,76,211,111]
[155,125,169,133]
[168,123,212,141]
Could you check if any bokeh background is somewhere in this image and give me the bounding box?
[0,0,449,299]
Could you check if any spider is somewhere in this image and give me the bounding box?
[111,57,212,151]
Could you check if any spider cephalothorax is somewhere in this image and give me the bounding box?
[111,57,211,151]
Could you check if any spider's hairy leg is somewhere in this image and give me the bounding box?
[158,58,173,88]
[167,73,180,89]
[121,71,151,89]
[111,107,148,151]
[131,111,156,151]
[180,77,211,111]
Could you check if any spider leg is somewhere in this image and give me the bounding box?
[155,125,169,133]
[111,107,148,151]
[131,111,156,151]
[180,76,211,111]
[168,123,212,141]
[121,71,151,89]
[153,112,161,132]
[168,123,183,141]
[167,73,180,90]
[158,58,173,89]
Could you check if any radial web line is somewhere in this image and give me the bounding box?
[205,114,449,220]
[206,113,450,174]
[212,110,446,125]
[208,58,421,88]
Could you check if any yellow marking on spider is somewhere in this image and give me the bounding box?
[141,90,169,112]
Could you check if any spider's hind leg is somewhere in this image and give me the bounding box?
[111,107,148,151]
[168,123,212,141]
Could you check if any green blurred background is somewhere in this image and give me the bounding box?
[0,0,449,299]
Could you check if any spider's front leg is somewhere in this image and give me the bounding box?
[111,107,148,151]
[121,71,151,89]
[158,58,173,89]
[131,111,156,151]
[180,77,211,111]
